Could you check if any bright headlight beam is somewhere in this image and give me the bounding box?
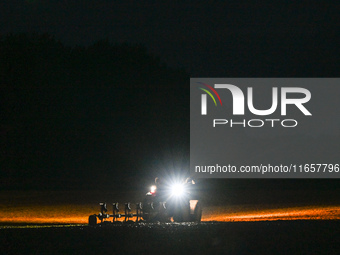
[171,183,185,196]
[150,185,157,194]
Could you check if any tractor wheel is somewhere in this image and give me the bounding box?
[172,212,183,222]
[173,207,186,222]
[193,203,202,222]
[88,214,97,226]
[173,202,191,222]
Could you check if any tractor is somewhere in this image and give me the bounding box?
[88,177,202,225]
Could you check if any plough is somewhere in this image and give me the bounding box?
[88,178,202,225]
[89,202,144,225]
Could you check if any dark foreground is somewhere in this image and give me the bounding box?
[1,221,339,255]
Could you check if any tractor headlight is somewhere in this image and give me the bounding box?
[150,185,157,194]
[171,183,185,197]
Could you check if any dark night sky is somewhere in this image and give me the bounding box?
[1,1,338,76]
[0,1,339,191]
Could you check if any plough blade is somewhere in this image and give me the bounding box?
[90,202,145,225]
